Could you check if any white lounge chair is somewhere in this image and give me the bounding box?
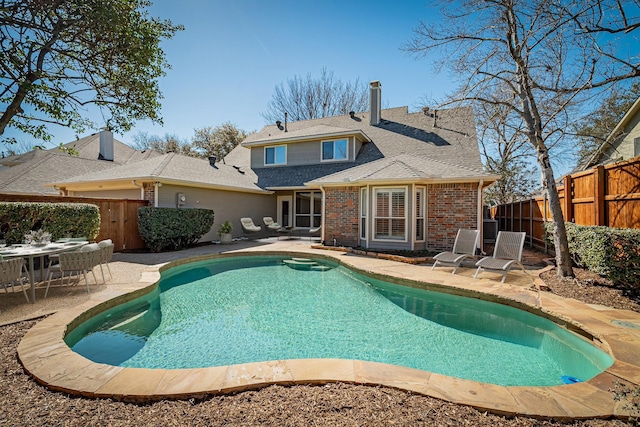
[308,224,321,239]
[240,218,263,239]
[431,229,479,274]
[474,231,527,283]
[263,217,281,236]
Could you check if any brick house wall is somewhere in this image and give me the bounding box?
[427,182,478,251]
[324,186,360,247]
[143,183,155,204]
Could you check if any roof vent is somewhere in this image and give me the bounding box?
[349,111,355,118]
[276,120,282,128]
[208,155,217,166]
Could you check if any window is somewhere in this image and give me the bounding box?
[295,191,321,227]
[374,188,406,240]
[360,188,367,239]
[321,138,348,161]
[415,187,425,241]
[265,145,286,165]
[635,137,640,157]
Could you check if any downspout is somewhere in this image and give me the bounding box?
[477,180,484,254]
[132,180,144,200]
[319,185,326,244]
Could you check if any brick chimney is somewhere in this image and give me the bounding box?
[369,81,381,125]
[99,128,114,161]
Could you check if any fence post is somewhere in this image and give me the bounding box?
[595,165,606,226]
[529,199,533,248]
[564,175,574,222]
[544,193,548,254]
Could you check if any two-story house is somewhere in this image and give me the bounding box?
[229,81,498,251]
[45,81,498,251]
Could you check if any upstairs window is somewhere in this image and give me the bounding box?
[322,139,348,161]
[265,145,286,165]
[635,137,640,157]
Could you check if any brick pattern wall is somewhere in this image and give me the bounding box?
[427,183,478,251]
[324,186,360,247]
[143,183,155,204]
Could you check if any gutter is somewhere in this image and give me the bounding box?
[132,180,144,200]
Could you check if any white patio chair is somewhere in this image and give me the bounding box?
[0,257,30,302]
[240,218,264,239]
[431,229,479,274]
[263,217,281,236]
[474,231,527,283]
[45,243,100,297]
[97,239,114,283]
[307,224,322,241]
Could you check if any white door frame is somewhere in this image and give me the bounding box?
[277,195,293,227]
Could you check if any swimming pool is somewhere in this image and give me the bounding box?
[65,255,613,387]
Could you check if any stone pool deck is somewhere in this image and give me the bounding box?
[17,239,640,420]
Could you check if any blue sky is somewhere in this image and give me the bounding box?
[4,0,453,148]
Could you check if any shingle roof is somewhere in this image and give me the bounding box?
[233,105,493,188]
[0,133,161,195]
[308,154,491,185]
[50,152,268,194]
[0,150,121,195]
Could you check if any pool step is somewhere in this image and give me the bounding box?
[282,258,332,271]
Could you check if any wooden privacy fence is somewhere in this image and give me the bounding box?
[491,156,640,250]
[0,194,149,252]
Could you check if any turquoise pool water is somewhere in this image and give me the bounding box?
[66,256,613,386]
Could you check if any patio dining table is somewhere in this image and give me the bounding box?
[0,241,88,303]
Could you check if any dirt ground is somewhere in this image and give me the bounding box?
[0,252,638,426]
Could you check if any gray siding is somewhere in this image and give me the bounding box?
[158,184,276,242]
[251,137,356,169]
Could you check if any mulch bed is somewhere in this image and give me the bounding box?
[1,263,638,425]
[541,267,640,313]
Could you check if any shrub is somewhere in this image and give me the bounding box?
[138,207,214,252]
[0,202,100,244]
[544,222,640,287]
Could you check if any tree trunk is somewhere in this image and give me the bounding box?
[537,146,574,278]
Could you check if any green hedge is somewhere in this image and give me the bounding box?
[0,202,100,244]
[544,222,640,287]
[138,207,214,252]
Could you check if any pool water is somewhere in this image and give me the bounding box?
[66,256,613,386]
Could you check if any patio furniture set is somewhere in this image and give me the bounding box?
[241,217,322,241]
[0,238,114,303]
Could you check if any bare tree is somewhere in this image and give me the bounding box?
[475,98,536,205]
[191,122,248,160]
[131,132,197,157]
[406,0,640,278]
[262,69,369,123]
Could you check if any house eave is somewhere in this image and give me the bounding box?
[47,177,273,195]
[307,175,501,187]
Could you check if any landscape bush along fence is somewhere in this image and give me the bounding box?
[138,207,215,252]
[543,222,640,288]
[0,202,100,244]
[0,194,148,251]
[491,156,640,250]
